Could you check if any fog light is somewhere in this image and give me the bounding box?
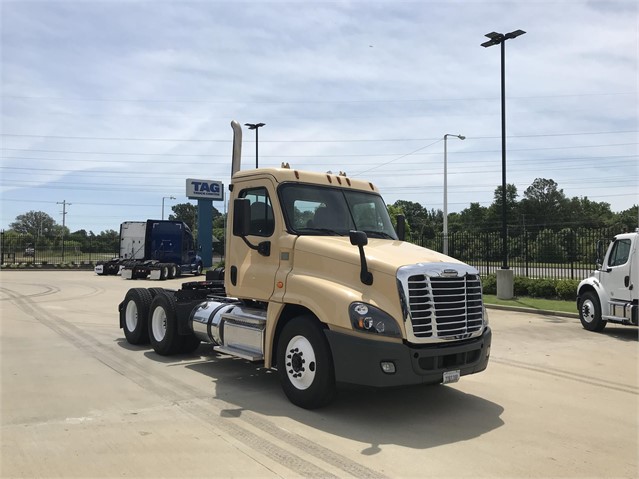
[380,361,396,374]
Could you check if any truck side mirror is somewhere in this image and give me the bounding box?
[233,198,251,237]
[350,230,373,285]
[595,239,604,269]
[349,230,368,247]
[396,214,406,241]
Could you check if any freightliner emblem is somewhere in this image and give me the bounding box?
[440,269,459,278]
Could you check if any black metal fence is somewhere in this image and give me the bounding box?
[411,227,618,280]
[2,227,619,280]
[1,231,119,268]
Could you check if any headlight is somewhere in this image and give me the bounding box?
[349,302,401,338]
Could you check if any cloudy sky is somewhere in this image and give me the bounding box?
[1,0,637,233]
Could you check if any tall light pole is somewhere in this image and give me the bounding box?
[245,122,265,168]
[443,134,465,256]
[481,29,526,270]
[162,196,175,220]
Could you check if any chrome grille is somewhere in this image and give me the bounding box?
[406,272,483,339]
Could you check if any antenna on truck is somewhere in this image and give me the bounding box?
[231,120,243,176]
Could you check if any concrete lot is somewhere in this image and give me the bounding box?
[1,270,637,478]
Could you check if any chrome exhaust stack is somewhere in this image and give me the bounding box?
[231,120,243,177]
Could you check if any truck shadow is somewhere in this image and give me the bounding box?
[599,326,638,342]
[180,344,504,452]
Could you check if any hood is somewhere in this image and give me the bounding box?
[294,236,463,276]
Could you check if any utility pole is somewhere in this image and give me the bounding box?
[57,200,71,262]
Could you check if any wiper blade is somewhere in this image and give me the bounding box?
[296,227,344,236]
[363,230,395,239]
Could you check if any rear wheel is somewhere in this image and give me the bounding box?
[579,291,607,332]
[120,288,152,344]
[180,335,201,354]
[168,263,177,279]
[195,263,203,276]
[277,315,336,409]
[148,293,183,355]
[159,264,169,281]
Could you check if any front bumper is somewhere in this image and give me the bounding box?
[324,327,491,388]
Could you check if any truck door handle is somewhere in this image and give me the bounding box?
[624,276,630,287]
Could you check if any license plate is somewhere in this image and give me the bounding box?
[443,370,460,384]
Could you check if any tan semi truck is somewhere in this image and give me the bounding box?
[118,121,491,409]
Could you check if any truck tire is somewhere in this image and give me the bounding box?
[195,263,203,276]
[579,291,607,332]
[148,293,183,355]
[276,315,336,409]
[120,288,152,345]
[167,263,177,279]
[148,287,166,298]
[159,264,169,281]
[180,335,201,354]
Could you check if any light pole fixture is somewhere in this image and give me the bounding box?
[245,122,266,169]
[162,196,176,220]
[481,29,526,269]
[443,134,465,256]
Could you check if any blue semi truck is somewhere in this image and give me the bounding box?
[95,220,203,280]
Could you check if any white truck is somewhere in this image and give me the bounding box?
[577,230,638,331]
[117,120,491,409]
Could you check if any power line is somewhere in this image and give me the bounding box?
[3,141,636,159]
[3,91,633,104]
[1,130,637,143]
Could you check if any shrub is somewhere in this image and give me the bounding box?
[514,276,533,296]
[529,279,557,298]
[556,279,579,301]
[482,274,497,295]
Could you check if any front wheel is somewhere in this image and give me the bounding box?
[277,315,336,409]
[579,291,607,332]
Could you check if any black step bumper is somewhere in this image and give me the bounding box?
[324,327,491,388]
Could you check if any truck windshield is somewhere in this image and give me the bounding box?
[279,183,398,239]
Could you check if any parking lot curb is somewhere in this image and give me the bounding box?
[485,303,579,319]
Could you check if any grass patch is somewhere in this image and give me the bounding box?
[483,294,577,314]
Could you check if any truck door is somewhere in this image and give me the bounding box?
[227,183,280,301]
[604,237,633,303]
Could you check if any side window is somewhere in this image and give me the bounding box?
[608,239,631,267]
[240,187,274,237]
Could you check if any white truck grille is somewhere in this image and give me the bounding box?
[397,263,485,342]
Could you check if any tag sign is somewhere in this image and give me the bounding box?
[186,179,224,200]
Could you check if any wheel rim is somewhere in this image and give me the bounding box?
[151,306,167,341]
[125,300,138,332]
[170,265,176,276]
[581,299,596,323]
[285,335,317,390]
[162,266,168,277]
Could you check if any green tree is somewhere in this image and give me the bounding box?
[455,202,487,231]
[520,178,567,229]
[169,203,198,231]
[169,203,222,236]
[391,200,428,236]
[486,183,519,230]
[10,211,57,237]
[386,204,411,237]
